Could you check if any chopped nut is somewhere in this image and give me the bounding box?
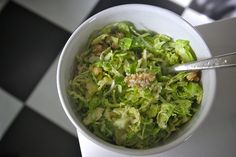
[115,32,124,38]
[124,73,156,88]
[111,42,118,49]
[92,67,102,76]
[92,44,104,56]
[186,71,200,82]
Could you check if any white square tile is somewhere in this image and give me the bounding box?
[169,0,192,7]
[77,131,131,157]
[0,88,23,140]
[13,0,99,32]
[26,57,77,136]
[182,8,214,26]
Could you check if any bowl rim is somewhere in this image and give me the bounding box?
[57,4,216,156]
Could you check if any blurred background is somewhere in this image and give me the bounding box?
[0,0,236,157]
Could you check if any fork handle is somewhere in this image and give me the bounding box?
[171,52,236,72]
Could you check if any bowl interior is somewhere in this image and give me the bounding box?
[57,4,216,156]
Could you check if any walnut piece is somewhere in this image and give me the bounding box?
[186,71,200,82]
[92,67,102,76]
[115,32,124,38]
[92,44,105,56]
[124,73,156,88]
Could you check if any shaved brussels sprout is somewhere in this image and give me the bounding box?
[68,22,202,149]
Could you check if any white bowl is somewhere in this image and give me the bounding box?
[57,4,216,156]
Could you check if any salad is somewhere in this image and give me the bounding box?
[68,22,202,149]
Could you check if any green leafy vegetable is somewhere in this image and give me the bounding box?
[68,21,203,149]
[174,39,195,62]
[157,103,175,129]
[119,38,133,50]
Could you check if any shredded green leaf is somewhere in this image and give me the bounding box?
[68,21,202,149]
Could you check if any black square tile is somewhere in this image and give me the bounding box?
[0,2,71,101]
[88,0,185,17]
[189,0,236,20]
[0,107,82,157]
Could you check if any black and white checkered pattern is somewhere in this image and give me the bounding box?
[0,0,236,157]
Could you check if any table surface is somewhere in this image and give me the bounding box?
[78,17,236,157]
[1,1,236,157]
